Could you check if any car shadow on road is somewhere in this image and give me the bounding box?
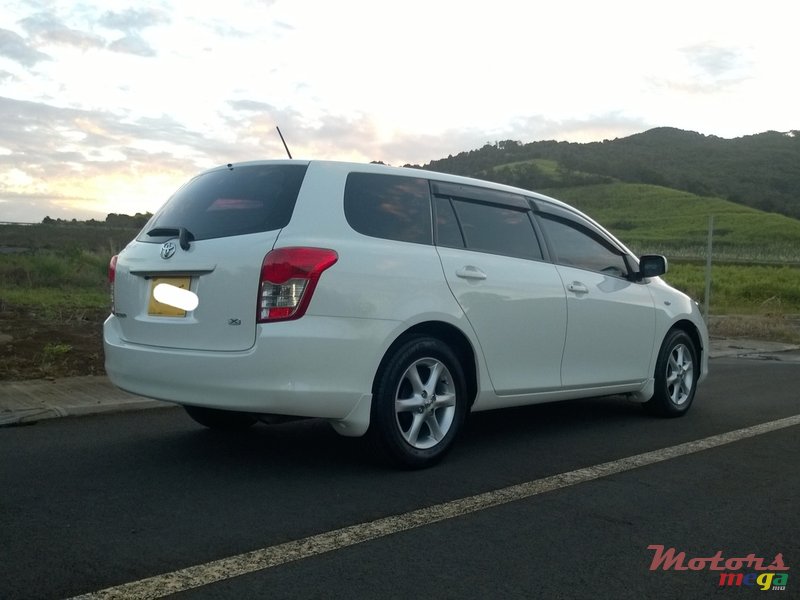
[121,395,650,473]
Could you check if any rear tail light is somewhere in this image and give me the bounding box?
[109,255,118,313]
[258,247,338,323]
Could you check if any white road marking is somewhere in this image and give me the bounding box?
[70,414,800,600]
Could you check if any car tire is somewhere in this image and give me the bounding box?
[644,329,698,417]
[369,336,468,469]
[184,405,258,430]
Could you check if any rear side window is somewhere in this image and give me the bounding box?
[432,182,542,260]
[344,173,432,244]
[446,199,542,260]
[433,197,465,248]
[140,164,308,242]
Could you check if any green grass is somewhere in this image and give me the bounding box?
[3,199,800,320]
[0,222,133,316]
[0,247,111,319]
[536,182,800,316]
[493,158,560,175]
[0,250,110,289]
[663,262,800,314]
[0,223,138,253]
[0,287,109,319]
[545,182,800,263]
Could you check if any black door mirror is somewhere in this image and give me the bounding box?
[639,255,668,279]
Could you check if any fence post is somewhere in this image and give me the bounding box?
[703,215,714,321]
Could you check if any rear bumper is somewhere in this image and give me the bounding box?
[103,314,395,435]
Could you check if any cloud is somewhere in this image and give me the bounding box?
[0,95,226,173]
[5,8,172,61]
[654,43,753,94]
[222,100,655,166]
[222,99,496,165]
[0,95,223,220]
[107,34,156,57]
[0,28,49,66]
[0,89,664,223]
[227,99,276,112]
[19,12,105,50]
[222,101,405,163]
[98,8,171,32]
[97,7,170,56]
[508,114,653,144]
[683,43,745,78]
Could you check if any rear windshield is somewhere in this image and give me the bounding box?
[139,164,308,242]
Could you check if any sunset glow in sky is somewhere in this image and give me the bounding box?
[1,0,798,223]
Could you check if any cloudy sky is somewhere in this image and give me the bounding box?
[1,0,797,223]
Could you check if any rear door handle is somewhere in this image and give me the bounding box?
[567,281,589,294]
[456,266,487,280]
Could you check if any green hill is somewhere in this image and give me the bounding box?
[542,182,800,263]
[412,144,800,315]
[416,128,800,219]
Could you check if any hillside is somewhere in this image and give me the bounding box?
[539,182,800,263]
[414,128,800,219]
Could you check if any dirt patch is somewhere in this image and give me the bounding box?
[709,314,800,344]
[0,305,107,381]
[1,304,798,382]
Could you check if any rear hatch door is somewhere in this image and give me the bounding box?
[112,162,308,352]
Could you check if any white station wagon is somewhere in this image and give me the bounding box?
[104,160,708,468]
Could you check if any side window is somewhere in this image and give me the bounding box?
[539,214,629,277]
[449,199,542,260]
[434,197,465,248]
[344,173,432,244]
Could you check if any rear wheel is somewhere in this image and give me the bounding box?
[644,329,698,417]
[370,336,467,469]
[184,405,258,430]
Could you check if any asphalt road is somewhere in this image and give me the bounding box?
[1,355,798,600]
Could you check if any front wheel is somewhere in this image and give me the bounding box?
[184,405,258,430]
[369,336,468,469]
[644,330,698,417]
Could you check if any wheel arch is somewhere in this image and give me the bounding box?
[668,319,704,363]
[374,321,479,408]
[644,319,703,417]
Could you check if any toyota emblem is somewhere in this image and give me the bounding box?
[160,241,177,259]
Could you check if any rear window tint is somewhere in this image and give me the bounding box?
[139,164,307,242]
[344,173,432,244]
[434,197,465,248]
[452,200,542,260]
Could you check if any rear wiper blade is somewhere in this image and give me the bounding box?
[146,226,195,250]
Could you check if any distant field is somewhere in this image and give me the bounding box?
[0,222,138,253]
[544,182,800,263]
[0,223,140,379]
[0,223,138,311]
[1,205,800,372]
[544,183,800,319]
[1,207,799,315]
[664,262,800,314]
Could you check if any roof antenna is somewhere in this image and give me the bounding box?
[276,126,292,159]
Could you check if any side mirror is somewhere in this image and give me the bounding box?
[639,255,668,279]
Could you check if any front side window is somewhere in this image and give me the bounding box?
[539,214,629,277]
[344,173,432,244]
